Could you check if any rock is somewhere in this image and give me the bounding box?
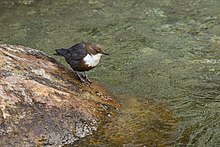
[74,96,179,146]
[0,44,120,146]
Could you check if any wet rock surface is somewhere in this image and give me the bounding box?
[0,44,120,146]
[74,96,179,146]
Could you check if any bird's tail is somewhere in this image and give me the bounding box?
[54,48,66,56]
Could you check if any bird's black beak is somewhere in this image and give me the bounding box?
[102,52,109,55]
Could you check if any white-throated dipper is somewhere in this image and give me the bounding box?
[55,42,109,84]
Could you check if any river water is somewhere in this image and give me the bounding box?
[0,0,220,146]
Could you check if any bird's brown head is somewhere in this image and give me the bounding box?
[84,42,109,55]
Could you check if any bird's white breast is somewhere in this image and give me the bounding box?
[83,53,102,67]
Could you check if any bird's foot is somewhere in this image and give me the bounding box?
[83,73,92,84]
[75,71,91,85]
[79,76,90,85]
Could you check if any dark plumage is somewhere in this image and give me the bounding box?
[55,42,109,84]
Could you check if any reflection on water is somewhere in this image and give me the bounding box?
[1,0,220,146]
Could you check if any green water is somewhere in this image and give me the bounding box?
[1,0,220,146]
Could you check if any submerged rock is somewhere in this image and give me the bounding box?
[74,96,179,146]
[0,44,120,146]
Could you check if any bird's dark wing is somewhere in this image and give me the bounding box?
[63,43,87,62]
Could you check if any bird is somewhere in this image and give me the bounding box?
[54,42,109,84]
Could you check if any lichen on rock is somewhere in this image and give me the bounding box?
[0,44,120,146]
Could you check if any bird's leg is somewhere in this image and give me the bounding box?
[74,71,88,84]
[83,72,92,83]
